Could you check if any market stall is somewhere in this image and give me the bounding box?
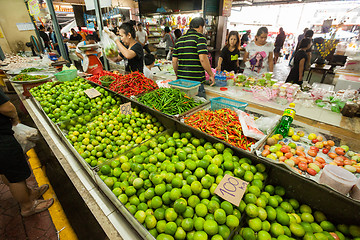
[1,52,359,240]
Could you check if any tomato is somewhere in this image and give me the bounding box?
[328,152,338,159]
[315,157,325,164]
[307,168,317,176]
[292,157,300,165]
[307,149,317,157]
[322,148,329,154]
[335,147,345,156]
[261,149,270,157]
[298,162,308,171]
[285,153,293,159]
[306,156,314,163]
[313,161,323,169]
[296,150,306,157]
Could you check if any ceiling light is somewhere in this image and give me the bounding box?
[243,0,253,5]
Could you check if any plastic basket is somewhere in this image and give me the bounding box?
[210,97,248,111]
[168,79,200,98]
[54,69,77,82]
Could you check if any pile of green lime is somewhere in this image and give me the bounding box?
[233,185,360,240]
[98,131,268,240]
[65,106,164,167]
[30,77,122,123]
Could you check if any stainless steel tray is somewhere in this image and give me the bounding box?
[10,73,54,84]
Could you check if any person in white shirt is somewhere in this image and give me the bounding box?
[143,54,155,79]
[136,23,151,54]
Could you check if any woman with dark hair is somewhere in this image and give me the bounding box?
[216,31,240,73]
[243,27,274,77]
[106,22,144,73]
[163,26,175,58]
[174,29,182,41]
[286,38,312,85]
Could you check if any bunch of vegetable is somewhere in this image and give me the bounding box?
[184,108,255,150]
[20,67,43,73]
[138,88,202,115]
[88,71,158,97]
[12,74,48,82]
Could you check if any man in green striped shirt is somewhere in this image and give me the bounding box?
[172,17,215,97]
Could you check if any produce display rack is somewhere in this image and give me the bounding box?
[254,121,360,200]
[11,72,360,239]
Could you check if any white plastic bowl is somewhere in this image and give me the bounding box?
[319,164,358,195]
[350,178,360,200]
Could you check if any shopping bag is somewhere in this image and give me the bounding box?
[12,123,39,153]
[101,30,119,59]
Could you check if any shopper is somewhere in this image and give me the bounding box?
[172,17,215,98]
[286,38,312,85]
[69,28,82,42]
[0,89,53,217]
[38,25,50,51]
[243,27,274,77]
[298,28,309,45]
[274,27,286,64]
[174,29,182,42]
[163,27,175,59]
[143,54,155,79]
[136,23,150,54]
[216,31,240,73]
[241,30,250,46]
[289,28,309,66]
[106,22,144,73]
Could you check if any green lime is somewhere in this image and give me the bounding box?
[154,208,165,220]
[220,201,234,215]
[174,227,186,240]
[289,223,305,237]
[204,219,219,236]
[165,208,178,222]
[193,231,208,240]
[245,203,258,218]
[270,222,284,237]
[226,215,239,229]
[165,222,177,236]
[145,214,157,229]
[195,203,208,217]
[174,198,187,214]
[241,227,256,240]
[248,217,262,232]
[156,220,167,233]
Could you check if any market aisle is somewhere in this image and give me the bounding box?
[0,149,77,240]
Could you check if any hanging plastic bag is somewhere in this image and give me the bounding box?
[12,124,39,153]
[234,109,265,140]
[101,30,118,59]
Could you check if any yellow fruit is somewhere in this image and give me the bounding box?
[292,135,300,141]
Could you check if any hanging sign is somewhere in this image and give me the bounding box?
[214,174,249,207]
[84,0,111,11]
[222,0,233,17]
[28,0,40,16]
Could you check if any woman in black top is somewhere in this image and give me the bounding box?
[107,22,144,73]
[286,38,312,85]
[216,31,240,73]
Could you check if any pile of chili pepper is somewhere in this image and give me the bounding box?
[184,108,255,151]
[138,88,202,115]
[87,71,158,97]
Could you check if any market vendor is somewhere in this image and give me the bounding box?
[105,22,144,73]
[172,17,215,98]
[216,31,240,73]
[243,27,274,77]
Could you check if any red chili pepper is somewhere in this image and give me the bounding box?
[184,109,255,150]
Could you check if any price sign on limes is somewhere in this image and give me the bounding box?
[214,174,249,207]
[120,102,131,115]
[84,88,101,99]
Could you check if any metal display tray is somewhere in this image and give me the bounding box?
[133,93,211,120]
[94,130,244,240]
[10,73,54,84]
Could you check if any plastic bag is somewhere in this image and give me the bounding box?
[12,124,39,153]
[255,115,281,133]
[234,109,265,140]
[101,30,118,58]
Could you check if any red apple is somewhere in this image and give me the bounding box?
[312,139,319,144]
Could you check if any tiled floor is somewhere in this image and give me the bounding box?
[0,173,57,240]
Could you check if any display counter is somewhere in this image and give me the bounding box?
[8,69,360,240]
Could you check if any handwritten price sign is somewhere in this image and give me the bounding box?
[214,174,249,207]
[84,88,101,99]
[120,102,131,115]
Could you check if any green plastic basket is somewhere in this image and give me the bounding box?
[54,69,77,82]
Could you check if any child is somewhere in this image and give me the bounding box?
[216,31,240,73]
[143,54,155,79]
